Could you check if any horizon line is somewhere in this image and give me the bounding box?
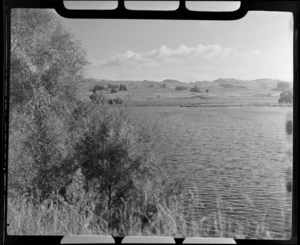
[83,77,293,83]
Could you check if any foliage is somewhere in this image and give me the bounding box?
[9,3,186,223]
[108,84,119,89]
[92,85,104,93]
[111,88,117,93]
[160,83,167,88]
[89,92,107,104]
[108,98,123,105]
[10,9,89,107]
[278,90,293,104]
[206,89,209,93]
[9,9,89,200]
[175,86,187,91]
[8,110,36,197]
[190,85,200,93]
[8,9,277,239]
[274,82,290,91]
[119,84,128,91]
[73,106,168,211]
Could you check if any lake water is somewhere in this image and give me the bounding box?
[134,106,293,237]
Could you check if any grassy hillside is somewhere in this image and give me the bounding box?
[79,78,293,107]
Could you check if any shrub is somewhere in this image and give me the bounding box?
[111,88,117,93]
[114,98,123,104]
[190,85,200,93]
[108,98,123,105]
[74,106,163,209]
[65,104,186,231]
[274,82,290,91]
[119,84,128,91]
[108,84,119,89]
[175,86,187,91]
[278,90,293,104]
[89,93,107,104]
[92,85,104,93]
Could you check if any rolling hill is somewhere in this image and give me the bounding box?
[79,77,292,106]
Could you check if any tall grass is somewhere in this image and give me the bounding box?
[7,187,290,239]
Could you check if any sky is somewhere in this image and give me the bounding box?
[57,3,293,83]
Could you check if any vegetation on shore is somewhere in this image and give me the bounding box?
[8,187,291,239]
[8,8,186,236]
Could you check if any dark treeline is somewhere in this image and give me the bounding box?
[9,9,185,234]
[190,85,200,93]
[175,86,187,91]
[91,84,127,93]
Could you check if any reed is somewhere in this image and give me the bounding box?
[7,188,291,239]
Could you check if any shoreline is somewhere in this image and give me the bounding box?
[179,104,293,108]
[129,103,293,108]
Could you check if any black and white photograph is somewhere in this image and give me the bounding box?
[6,1,293,240]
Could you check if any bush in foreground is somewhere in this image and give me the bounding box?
[69,104,186,227]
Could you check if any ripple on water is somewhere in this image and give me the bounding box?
[136,106,293,237]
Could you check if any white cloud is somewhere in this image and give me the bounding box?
[100,43,260,67]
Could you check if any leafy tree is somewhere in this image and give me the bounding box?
[108,98,123,105]
[108,84,118,89]
[9,9,89,200]
[74,106,167,211]
[119,84,128,91]
[90,92,107,104]
[160,83,167,88]
[275,82,290,91]
[65,167,86,205]
[92,85,104,93]
[206,89,209,93]
[115,98,123,104]
[10,9,88,107]
[175,86,187,91]
[190,85,200,93]
[278,90,293,104]
[111,88,117,93]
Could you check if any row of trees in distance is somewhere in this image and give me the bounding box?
[92,84,128,93]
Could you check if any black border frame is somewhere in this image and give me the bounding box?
[1,1,299,244]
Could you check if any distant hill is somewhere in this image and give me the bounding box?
[140,80,161,88]
[78,77,293,106]
[81,77,292,92]
[192,81,211,87]
[212,78,244,84]
[161,79,182,84]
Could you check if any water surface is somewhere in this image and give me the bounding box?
[134,106,293,237]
